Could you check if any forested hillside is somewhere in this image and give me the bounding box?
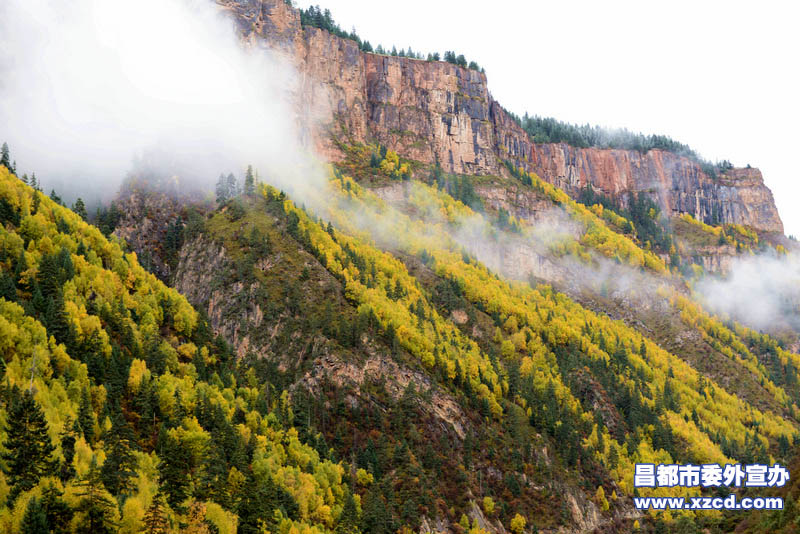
[3,109,800,534]
[0,166,357,533]
[0,0,797,532]
[22,130,789,532]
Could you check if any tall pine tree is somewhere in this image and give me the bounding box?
[215,174,229,204]
[158,432,192,510]
[21,496,49,534]
[1,387,56,503]
[142,490,170,534]
[100,415,138,496]
[77,386,95,444]
[41,482,74,532]
[0,142,10,169]
[244,165,255,196]
[72,198,88,221]
[74,456,116,534]
[335,491,360,534]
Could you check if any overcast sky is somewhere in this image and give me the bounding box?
[295,0,799,236]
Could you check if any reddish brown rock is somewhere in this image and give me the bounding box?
[493,105,784,233]
[220,0,784,234]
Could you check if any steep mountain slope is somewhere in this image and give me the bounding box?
[4,111,799,534]
[0,167,356,533]
[1,2,797,533]
[168,188,624,533]
[106,148,800,534]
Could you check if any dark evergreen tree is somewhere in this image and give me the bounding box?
[194,441,230,508]
[164,217,184,262]
[360,488,392,534]
[0,271,16,301]
[244,165,256,196]
[335,491,360,534]
[41,482,74,532]
[0,142,10,169]
[37,253,61,300]
[74,457,116,534]
[1,387,56,503]
[43,292,73,348]
[72,198,88,221]
[236,470,299,534]
[31,285,46,316]
[49,190,63,206]
[77,386,95,444]
[13,249,29,292]
[21,496,49,534]
[0,196,20,226]
[100,415,138,497]
[142,490,170,534]
[58,419,77,482]
[158,433,192,510]
[94,202,122,236]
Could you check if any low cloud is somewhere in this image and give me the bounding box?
[696,253,800,333]
[0,0,325,205]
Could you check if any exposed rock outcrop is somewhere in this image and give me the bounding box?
[173,232,471,439]
[218,0,784,234]
[112,184,192,281]
[498,128,784,233]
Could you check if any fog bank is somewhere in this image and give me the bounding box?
[0,0,324,204]
[696,253,800,333]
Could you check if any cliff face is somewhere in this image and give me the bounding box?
[220,0,784,234]
[220,0,498,174]
[496,113,784,233]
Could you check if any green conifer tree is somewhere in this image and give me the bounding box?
[21,496,49,534]
[74,456,116,534]
[215,174,229,204]
[58,419,77,482]
[13,249,29,291]
[100,415,138,496]
[0,271,16,302]
[335,491,360,534]
[158,433,192,510]
[244,165,255,196]
[142,490,170,534]
[0,142,10,169]
[1,387,56,503]
[41,482,74,532]
[77,387,95,444]
[72,198,88,221]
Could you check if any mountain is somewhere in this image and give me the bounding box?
[0,167,356,533]
[1,1,799,533]
[93,161,800,534]
[3,124,799,533]
[217,0,784,235]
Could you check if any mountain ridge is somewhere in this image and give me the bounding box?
[219,0,783,234]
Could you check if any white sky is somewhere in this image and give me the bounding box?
[294,0,800,236]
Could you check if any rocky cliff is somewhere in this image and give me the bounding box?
[218,0,784,234]
[495,114,785,234]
